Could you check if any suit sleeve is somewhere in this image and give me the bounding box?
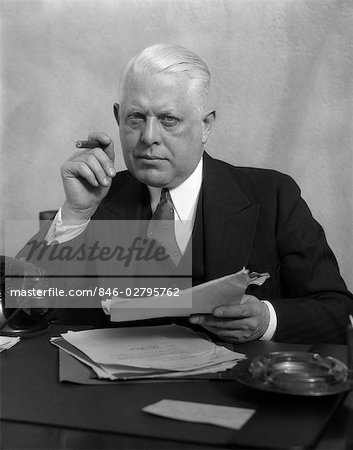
[270,174,353,343]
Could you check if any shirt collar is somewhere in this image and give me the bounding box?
[148,157,203,222]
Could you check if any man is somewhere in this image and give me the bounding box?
[26,43,353,343]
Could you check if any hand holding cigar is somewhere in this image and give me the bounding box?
[60,132,116,224]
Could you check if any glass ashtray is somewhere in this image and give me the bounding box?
[234,351,350,396]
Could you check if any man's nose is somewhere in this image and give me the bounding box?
[141,117,160,146]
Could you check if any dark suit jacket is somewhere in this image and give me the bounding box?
[21,152,353,343]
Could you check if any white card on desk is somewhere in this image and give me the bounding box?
[143,399,256,430]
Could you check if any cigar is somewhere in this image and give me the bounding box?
[75,140,107,149]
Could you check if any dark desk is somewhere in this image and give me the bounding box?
[1,325,352,450]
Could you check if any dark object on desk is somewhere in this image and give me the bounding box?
[0,256,49,336]
[234,351,350,396]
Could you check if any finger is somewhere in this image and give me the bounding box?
[189,314,211,324]
[66,161,103,187]
[212,304,251,319]
[199,324,252,342]
[89,147,116,177]
[88,132,115,163]
[68,150,115,186]
[190,314,253,330]
[74,150,115,180]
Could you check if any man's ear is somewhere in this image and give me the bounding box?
[113,103,120,126]
[201,109,216,144]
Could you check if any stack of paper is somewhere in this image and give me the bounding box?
[0,335,20,352]
[51,325,245,380]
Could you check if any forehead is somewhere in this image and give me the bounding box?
[122,71,197,113]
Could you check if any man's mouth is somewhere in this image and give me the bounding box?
[136,155,165,161]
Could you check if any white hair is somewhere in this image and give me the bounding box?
[119,43,211,113]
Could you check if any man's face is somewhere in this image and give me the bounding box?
[116,72,209,188]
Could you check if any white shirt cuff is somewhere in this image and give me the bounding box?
[259,300,277,341]
[45,207,90,244]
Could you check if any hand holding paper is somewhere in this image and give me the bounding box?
[189,294,271,343]
[102,268,269,324]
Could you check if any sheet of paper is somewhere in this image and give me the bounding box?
[143,399,256,430]
[103,268,269,323]
[91,345,243,378]
[0,336,20,352]
[60,325,241,370]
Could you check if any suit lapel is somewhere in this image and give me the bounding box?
[202,153,259,280]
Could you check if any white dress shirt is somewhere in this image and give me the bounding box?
[148,158,203,254]
[45,157,276,340]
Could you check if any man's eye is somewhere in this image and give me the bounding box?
[161,116,178,127]
[127,113,144,126]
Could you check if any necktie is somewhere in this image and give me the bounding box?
[147,188,181,265]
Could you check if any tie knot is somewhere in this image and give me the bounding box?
[160,188,170,203]
[151,187,174,220]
